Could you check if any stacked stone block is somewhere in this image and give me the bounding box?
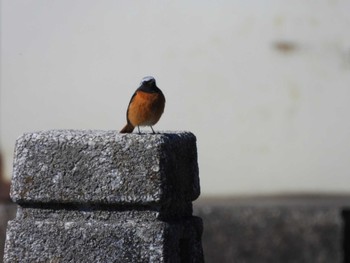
[4,130,203,262]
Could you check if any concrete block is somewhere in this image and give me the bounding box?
[11,130,199,207]
[5,130,203,263]
[5,215,203,263]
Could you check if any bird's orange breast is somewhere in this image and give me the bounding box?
[127,91,165,127]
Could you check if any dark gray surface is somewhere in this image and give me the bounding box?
[194,196,350,263]
[5,130,203,263]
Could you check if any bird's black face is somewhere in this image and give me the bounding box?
[140,76,157,89]
[143,80,155,87]
[141,76,156,86]
[148,78,156,85]
[138,76,159,93]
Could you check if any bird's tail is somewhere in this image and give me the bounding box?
[120,123,134,133]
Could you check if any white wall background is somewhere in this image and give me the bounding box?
[1,0,350,196]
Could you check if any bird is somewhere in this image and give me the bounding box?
[120,76,165,134]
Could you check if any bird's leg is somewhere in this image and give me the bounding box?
[150,126,155,134]
[138,126,141,134]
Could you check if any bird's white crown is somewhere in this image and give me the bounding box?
[141,76,155,84]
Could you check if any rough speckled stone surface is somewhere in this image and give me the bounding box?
[11,130,199,205]
[5,216,203,263]
[5,130,203,263]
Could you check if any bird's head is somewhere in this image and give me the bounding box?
[140,76,156,86]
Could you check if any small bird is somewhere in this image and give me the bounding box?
[120,76,165,134]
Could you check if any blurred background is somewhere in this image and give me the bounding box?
[1,0,350,262]
[1,0,350,196]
